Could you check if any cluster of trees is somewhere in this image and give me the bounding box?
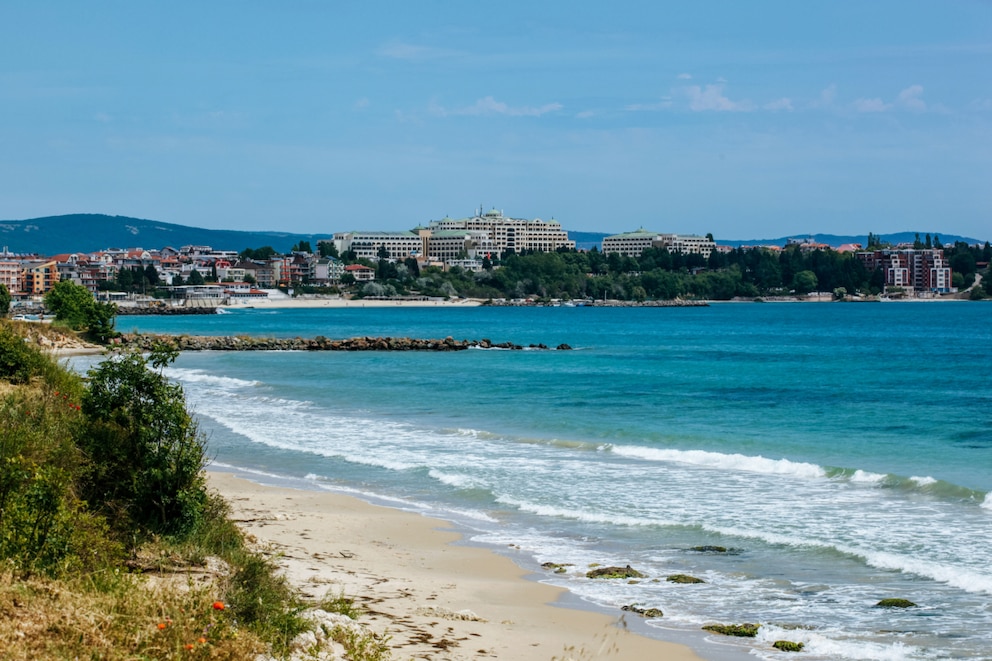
[340,239,990,302]
[225,236,992,302]
[44,280,118,341]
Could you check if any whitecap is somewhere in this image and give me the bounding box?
[609,445,825,479]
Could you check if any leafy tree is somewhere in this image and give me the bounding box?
[792,270,819,294]
[81,347,207,538]
[240,246,276,261]
[45,281,96,329]
[0,283,10,315]
[318,241,338,258]
[116,266,133,291]
[144,264,159,287]
[187,269,205,286]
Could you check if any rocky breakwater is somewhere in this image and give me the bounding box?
[117,333,573,352]
[115,306,218,315]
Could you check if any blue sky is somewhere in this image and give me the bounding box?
[2,1,990,241]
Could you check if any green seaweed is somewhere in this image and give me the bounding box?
[702,623,760,637]
[667,574,705,584]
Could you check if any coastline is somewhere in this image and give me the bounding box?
[221,296,485,309]
[207,471,704,661]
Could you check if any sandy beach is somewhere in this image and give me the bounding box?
[208,472,703,661]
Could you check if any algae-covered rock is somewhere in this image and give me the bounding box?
[667,574,705,584]
[773,640,805,652]
[875,598,917,608]
[702,623,760,637]
[621,604,663,618]
[691,545,728,553]
[585,564,646,579]
[541,562,573,574]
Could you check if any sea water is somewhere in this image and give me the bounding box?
[91,302,992,660]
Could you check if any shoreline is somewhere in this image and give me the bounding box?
[207,471,707,661]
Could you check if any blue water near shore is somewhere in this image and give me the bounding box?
[100,302,992,660]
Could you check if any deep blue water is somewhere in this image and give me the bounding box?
[97,302,992,660]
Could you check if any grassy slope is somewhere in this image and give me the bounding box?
[0,321,387,660]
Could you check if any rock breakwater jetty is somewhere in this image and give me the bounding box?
[115,306,218,315]
[117,332,572,352]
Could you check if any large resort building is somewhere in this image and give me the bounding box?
[602,229,716,259]
[330,208,574,267]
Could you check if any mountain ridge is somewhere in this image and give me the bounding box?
[0,214,985,256]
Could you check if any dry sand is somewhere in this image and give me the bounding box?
[208,472,703,661]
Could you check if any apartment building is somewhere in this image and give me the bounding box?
[602,229,716,259]
[856,249,953,294]
[332,231,422,261]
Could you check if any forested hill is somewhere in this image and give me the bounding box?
[0,214,984,256]
[0,214,333,255]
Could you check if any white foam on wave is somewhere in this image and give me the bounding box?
[752,625,919,661]
[982,492,992,511]
[909,475,937,486]
[428,469,482,490]
[855,548,992,595]
[164,367,259,389]
[609,445,825,479]
[496,495,671,528]
[849,469,886,483]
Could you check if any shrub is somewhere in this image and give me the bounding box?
[80,348,208,539]
[0,323,44,384]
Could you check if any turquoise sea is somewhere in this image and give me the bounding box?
[83,302,992,660]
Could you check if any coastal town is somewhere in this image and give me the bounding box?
[1,207,989,310]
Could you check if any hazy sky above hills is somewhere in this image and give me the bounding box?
[1,1,990,240]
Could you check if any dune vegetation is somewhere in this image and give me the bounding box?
[0,321,384,660]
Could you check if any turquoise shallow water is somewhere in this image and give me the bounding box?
[100,302,992,660]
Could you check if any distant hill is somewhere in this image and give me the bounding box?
[568,231,609,251]
[0,214,333,256]
[0,215,984,257]
[717,232,986,248]
[570,230,986,250]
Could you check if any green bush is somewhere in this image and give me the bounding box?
[80,349,207,539]
[0,324,44,384]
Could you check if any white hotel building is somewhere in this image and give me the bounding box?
[331,208,574,266]
[602,229,716,259]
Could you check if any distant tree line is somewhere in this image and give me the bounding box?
[349,240,992,302]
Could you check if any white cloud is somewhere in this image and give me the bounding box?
[897,84,926,111]
[626,98,673,111]
[432,96,563,118]
[353,97,370,110]
[377,41,455,60]
[94,112,112,123]
[685,84,753,112]
[853,97,891,113]
[677,73,692,80]
[764,98,793,112]
[576,110,597,119]
[819,84,837,106]
[967,98,992,111]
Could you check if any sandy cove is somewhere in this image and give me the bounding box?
[208,472,702,661]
